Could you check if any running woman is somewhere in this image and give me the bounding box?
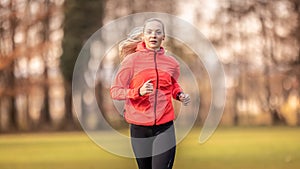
[110,18,191,169]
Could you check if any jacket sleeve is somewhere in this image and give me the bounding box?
[171,63,183,100]
[110,57,140,100]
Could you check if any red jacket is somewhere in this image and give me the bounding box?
[110,42,183,126]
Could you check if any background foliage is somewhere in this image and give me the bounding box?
[0,0,299,132]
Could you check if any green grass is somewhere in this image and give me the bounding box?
[0,127,299,169]
[176,127,300,169]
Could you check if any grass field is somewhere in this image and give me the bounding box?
[0,127,299,169]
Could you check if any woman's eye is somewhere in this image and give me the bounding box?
[145,30,162,35]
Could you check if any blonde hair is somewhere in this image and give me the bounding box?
[119,18,165,61]
[119,27,143,61]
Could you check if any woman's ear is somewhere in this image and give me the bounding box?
[162,35,165,40]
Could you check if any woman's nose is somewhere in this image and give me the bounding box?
[150,32,157,38]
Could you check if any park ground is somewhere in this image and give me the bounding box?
[0,127,299,169]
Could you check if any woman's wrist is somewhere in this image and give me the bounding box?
[176,92,184,100]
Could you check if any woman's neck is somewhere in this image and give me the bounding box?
[146,47,160,51]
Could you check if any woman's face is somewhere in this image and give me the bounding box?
[143,21,165,51]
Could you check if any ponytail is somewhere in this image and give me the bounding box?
[119,27,143,61]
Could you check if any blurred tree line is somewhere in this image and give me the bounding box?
[208,0,300,125]
[0,0,105,132]
[0,0,299,132]
[0,0,66,131]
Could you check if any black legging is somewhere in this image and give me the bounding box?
[130,121,176,169]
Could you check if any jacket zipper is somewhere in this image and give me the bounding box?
[153,51,159,125]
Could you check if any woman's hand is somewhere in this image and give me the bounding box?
[179,93,191,106]
[139,80,153,96]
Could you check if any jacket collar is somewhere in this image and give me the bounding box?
[136,42,165,54]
